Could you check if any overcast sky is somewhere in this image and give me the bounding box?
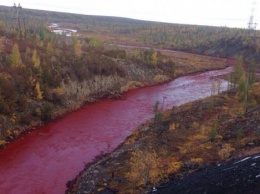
[1,0,259,28]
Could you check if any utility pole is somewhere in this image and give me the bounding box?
[10,3,26,36]
[248,0,257,36]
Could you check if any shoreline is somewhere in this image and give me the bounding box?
[66,88,260,193]
[0,64,231,151]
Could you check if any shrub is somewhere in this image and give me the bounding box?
[236,129,244,140]
[34,108,42,117]
[126,149,160,186]
[218,144,235,159]
[20,112,33,125]
[166,160,183,174]
[208,119,218,140]
[190,157,204,164]
[41,103,54,122]
[0,139,6,146]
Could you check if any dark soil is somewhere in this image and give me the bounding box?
[157,154,260,194]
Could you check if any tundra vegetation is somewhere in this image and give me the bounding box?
[67,82,260,194]
[0,25,177,145]
[0,5,234,146]
[0,5,260,193]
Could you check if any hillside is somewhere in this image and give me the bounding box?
[0,27,172,147]
[1,5,260,65]
[0,5,233,149]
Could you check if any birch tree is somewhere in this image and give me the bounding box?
[73,39,82,58]
[10,43,22,67]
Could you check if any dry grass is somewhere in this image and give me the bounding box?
[161,52,228,76]
[123,46,228,78]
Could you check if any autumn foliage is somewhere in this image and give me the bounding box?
[126,149,161,186]
[0,19,176,142]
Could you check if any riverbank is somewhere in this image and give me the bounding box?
[0,50,229,150]
[0,66,234,194]
[66,84,260,193]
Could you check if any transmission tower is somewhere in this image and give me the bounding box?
[248,0,257,36]
[10,3,26,36]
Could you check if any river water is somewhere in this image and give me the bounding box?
[0,67,232,194]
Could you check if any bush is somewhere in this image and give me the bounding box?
[218,144,235,159]
[41,103,54,121]
[20,112,33,125]
[208,119,218,140]
[126,149,160,186]
[166,160,183,174]
[236,129,244,140]
[104,49,126,59]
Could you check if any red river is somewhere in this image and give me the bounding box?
[0,67,232,194]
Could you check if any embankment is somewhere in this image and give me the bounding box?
[0,59,170,149]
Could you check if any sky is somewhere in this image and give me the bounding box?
[0,0,259,29]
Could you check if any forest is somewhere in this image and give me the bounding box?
[0,5,179,144]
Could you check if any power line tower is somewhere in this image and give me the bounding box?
[10,3,26,36]
[248,0,257,36]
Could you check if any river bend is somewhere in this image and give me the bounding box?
[0,67,232,194]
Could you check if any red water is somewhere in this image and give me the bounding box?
[0,67,232,194]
